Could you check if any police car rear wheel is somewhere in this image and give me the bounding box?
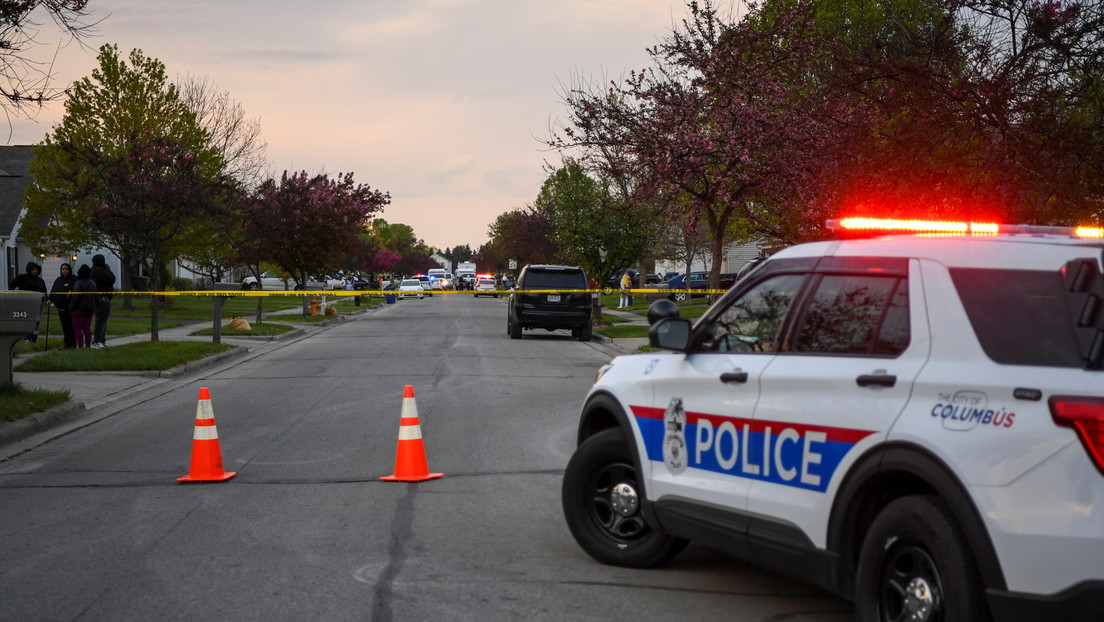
[562,429,687,568]
[855,495,985,622]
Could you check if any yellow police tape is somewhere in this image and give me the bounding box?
[48,288,729,297]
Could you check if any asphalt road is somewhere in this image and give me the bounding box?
[0,294,854,621]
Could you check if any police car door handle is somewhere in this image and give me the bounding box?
[720,371,749,383]
[856,374,897,388]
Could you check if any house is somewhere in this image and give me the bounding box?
[654,239,764,277]
[0,145,122,287]
[430,252,449,272]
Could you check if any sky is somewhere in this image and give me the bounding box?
[5,0,698,251]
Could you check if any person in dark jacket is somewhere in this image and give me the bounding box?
[69,264,97,349]
[9,261,47,343]
[49,263,78,349]
[89,254,116,349]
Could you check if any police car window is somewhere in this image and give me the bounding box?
[698,274,804,353]
[524,270,586,290]
[791,275,909,356]
[951,268,1084,368]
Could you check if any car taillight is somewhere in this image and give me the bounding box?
[1049,396,1104,475]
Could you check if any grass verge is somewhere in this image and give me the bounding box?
[0,384,70,423]
[190,322,295,337]
[595,325,650,339]
[14,341,236,373]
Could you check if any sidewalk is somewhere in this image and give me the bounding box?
[2,302,364,448]
[593,305,650,354]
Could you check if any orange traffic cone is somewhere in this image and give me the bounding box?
[380,385,443,482]
[177,387,237,482]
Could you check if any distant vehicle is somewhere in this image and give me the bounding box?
[473,277,498,298]
[661,271,739,302]
[397,279,424,299]
[349,275,374,290]
[242,271,288,291]
[417,275,436,296]
[602,269,660,292]
[455,263,477,289]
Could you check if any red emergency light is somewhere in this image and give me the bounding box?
[829,217,1104,239]
[831,217,999,236]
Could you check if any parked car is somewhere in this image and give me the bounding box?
[242,271,288,290]
[508,264,593,341]
[397,279,424,299]
[660,271,739,302]
[603,269,651,291]
[349,275,374,290]
[474,277,498,297]
[417,275,435,296]
[562,218,1104,619]
[322,275,346,290]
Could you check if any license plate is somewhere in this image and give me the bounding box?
[547,294,560,302]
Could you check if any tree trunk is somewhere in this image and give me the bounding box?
[149,253,161,342]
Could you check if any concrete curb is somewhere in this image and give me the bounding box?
[0,401,86,447]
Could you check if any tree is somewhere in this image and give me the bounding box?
[441,244,473,272]
[0,0,96,118]
[243,170,389,290]
[22,44,226,339]
[486,206,559,270]
[536,160,656,284]
[809,0,1104,224]
[653,210,711,277]
[553,1,843,289]
[177,74,269,187]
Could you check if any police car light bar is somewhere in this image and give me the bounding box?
[828,217,1104,239]
[829,217,999,235]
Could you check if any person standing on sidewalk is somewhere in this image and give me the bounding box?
[8,261,47,343]
[618,271,633,309]
[49,263,78,349]
[69,264,96,348]
[89,254,116,349]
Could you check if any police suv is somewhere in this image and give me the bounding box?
[562,219,1104,621]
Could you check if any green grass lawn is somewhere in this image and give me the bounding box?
[594,325,650,339]
[14,341,236,373]
[0,384,70,423]
[11,315,187,356]
[190,322,296,337]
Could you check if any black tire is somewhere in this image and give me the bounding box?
[855,495,987,622]
[248,282,260,291]
[562,428,686,568]
[579,322,592,341]
[672,292,687,302]
[602,286,614,296]
[509,316,521,339]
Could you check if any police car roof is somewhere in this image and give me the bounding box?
[773,233,1104,272]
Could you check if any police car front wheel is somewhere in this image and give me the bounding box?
[562,429,687,568]
[855,495,986,622]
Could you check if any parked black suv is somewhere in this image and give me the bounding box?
[508,265,593,341]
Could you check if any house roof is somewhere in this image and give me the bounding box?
[0,145,35,238]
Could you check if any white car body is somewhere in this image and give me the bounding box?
[563,223,1104,620]
[473,277,498,297]
[242,271,287,290]
[397,279,424,299]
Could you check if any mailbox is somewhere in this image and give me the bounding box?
[1,292,44,387]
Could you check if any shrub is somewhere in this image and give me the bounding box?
[170,277,194,291]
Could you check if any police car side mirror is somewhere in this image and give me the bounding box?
[649,318,691,351]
